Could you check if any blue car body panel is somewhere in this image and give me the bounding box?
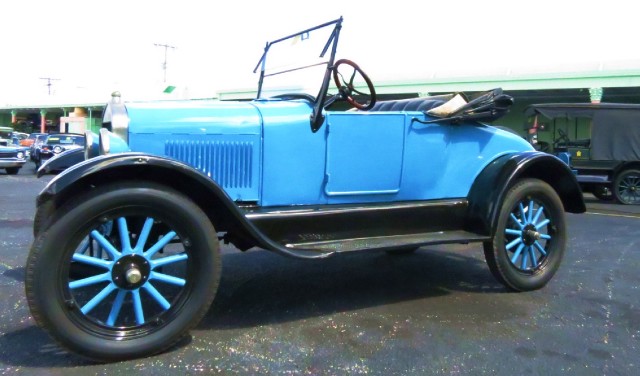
[121,99,534,206]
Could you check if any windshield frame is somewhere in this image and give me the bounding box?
[253,17,343,132]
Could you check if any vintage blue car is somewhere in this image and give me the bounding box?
[26,18,585,362]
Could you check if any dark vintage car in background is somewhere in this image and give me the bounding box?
[525,103,640,204]
[32,133,84,169]
[26,18,585,361]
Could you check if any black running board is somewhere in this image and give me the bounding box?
[284,230,490,253]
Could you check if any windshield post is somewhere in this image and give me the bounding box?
[310,18,342,132]
[254,42,271,99]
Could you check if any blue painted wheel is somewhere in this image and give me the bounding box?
[26,183,221,361]
[483,178,566,291]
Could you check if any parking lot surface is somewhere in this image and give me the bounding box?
[1,163,638,375]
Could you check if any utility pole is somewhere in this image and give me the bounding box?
[39,77,60,95]
[154,43,176,82]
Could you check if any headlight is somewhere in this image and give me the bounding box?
[53,145,63,154]
[99,128,130,155]
[102,91,129,144]
[17,151,24,159]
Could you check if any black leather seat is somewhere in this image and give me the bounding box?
[367,94,453,112]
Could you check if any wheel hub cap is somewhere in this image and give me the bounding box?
[522,224,540,246]
[112,254,150,290]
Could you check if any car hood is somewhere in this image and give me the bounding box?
[126,100,265,135]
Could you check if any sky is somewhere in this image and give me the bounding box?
[1,0,638,106]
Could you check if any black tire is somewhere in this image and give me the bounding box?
[25,182,221,361]
[613,169,640,205]
[592,185,613,201]
[483,178,566,292]
[5,167,19,175]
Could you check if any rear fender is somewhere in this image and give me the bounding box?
[466,151,586,236]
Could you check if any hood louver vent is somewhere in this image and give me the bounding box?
[165,140,254,189]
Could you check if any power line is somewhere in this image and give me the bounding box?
[39,77,60,95]
[154,43,176,83]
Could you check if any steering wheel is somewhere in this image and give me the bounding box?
[332,59,376,110]
[557,129,570,143]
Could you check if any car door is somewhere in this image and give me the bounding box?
[324,112,405,202]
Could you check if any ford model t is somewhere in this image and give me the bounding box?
[26,18,585,361]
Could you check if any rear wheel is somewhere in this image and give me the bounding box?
[25,182,221,361]
[483,178,566,291]
[613,169,640,205]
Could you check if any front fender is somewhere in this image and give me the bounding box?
[465,151,586,236]
[36,148,85,177]
[36,153,332,259]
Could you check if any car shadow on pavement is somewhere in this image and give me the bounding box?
[0,245,506,368]
[200,245,509,330]
[0,326,94,368]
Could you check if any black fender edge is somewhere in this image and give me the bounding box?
[465,151,586,236]
[35,152,334,259]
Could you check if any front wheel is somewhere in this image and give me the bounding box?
[483,178,566,291]
[5,167,19,175]
[25,182,221,361]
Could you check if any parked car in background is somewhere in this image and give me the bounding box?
[26,18,585,361]
[0,126,13,146]
[525,103,640,204]
[20,132,47,147]
[30,134,48,162]
[0,144,27,174]
[32,133,84,169]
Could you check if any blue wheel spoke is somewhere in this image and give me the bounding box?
[132,290,145,325]
[532,205,545,224]
[510,243,525,264]
[519,203,527,224]
[534,241,547,256]
[540,233,551,240]
[69,272,111,289]
[527,200,534,223]
[90,230,121,260]
[77,238,91,255]
[535,219,550,230]
[72,253,112,269]
[151,253,188,269]
[118,217,132,254]
[150,271,186,286]
[106,290,127,326]
[505,229,522,236]
[144,231,177,259]
[509,213,524,229]
[134,218,155,254]
[80,283,116,314]
[528,247,538,269]
[506,237,522,251]
[143,282,171,310]
[520,247,529,269]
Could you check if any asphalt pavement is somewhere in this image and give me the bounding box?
[0,162,638,375]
